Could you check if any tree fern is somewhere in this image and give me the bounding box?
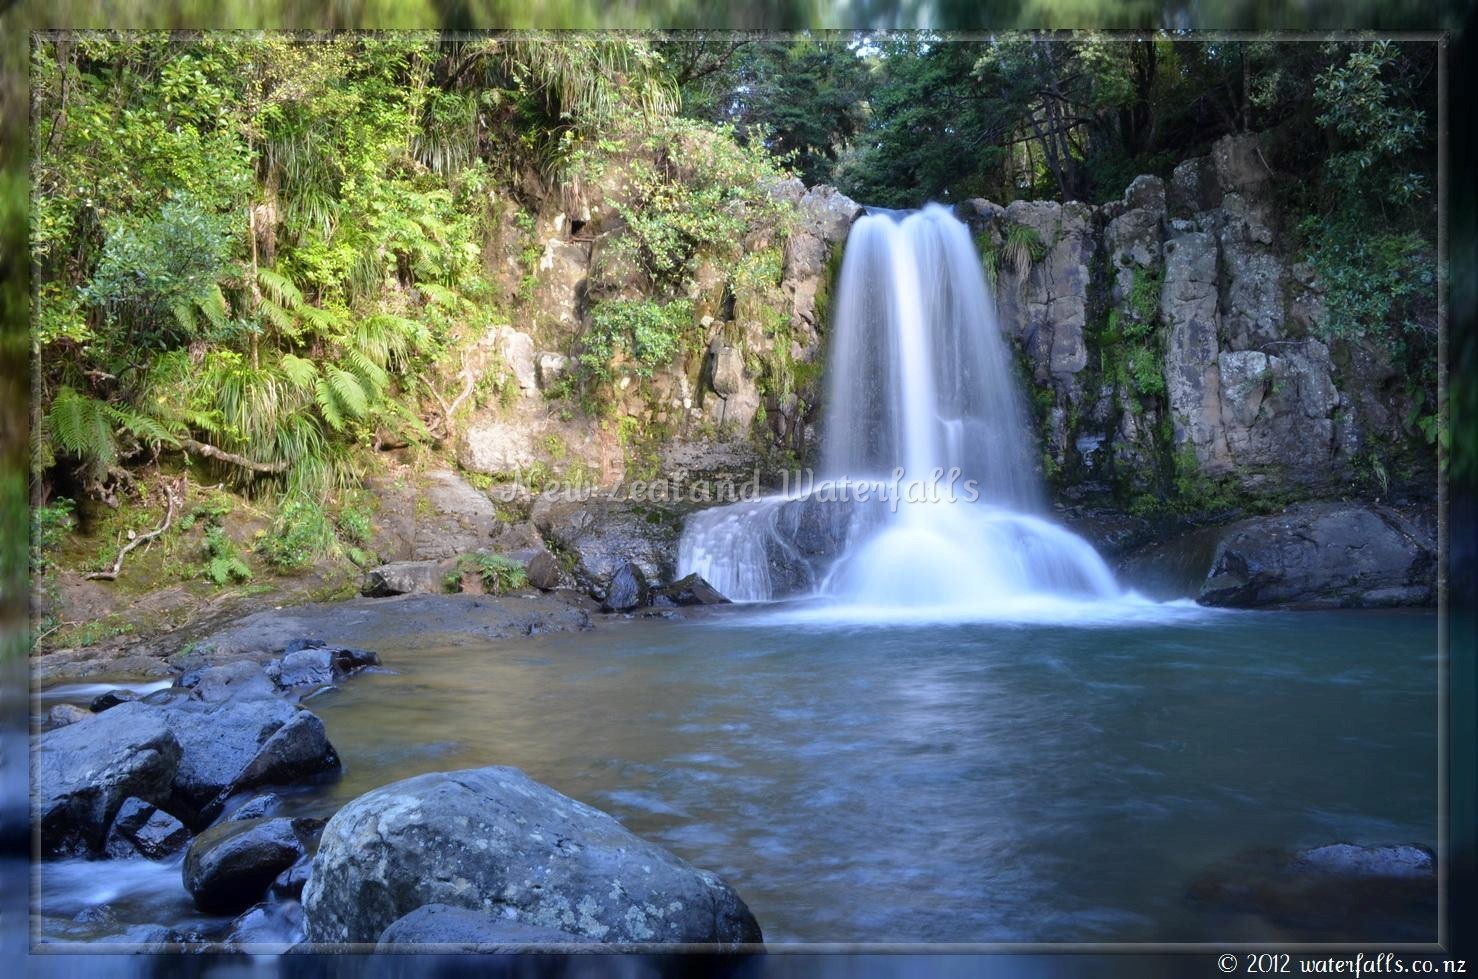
[46,386,118,476]
[256,267,303,309]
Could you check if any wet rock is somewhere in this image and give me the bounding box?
[35,702,181,857]
[46,703,91,728]
[532,497,686,594]
[158,698,339,827]
[226,793,281,822]
[178,660,276,703]
[361,560,452,598]
[184,817,308,914]
[376,904,594,952]
[1196,502,1436,608]
[602,562,650,612]
[90,689,137,712]
[270,859,312,900]
[103,797,189,860]
[267,643,381,688]
[225,900,302,953]
[709,343,746,397]
[302,766,763,946]
[651,573,730,607]
[1187,842,1435,941]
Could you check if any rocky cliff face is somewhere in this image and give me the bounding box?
[966,133,1435,508]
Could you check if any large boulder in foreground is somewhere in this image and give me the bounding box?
[35,702,181,857]
[376,904,594,952]
[1195,503,1435,608]
[302,766,762,946]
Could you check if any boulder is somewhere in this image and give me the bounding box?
[523,549,563,591]
[493,326,538,394]
[376,904,594,952]
[35,702,181,857]
[90,689,137,712]
[184,817,309,914]
[602,562,650,612]
[178,660,276,702]
[651,573,730,607]
[531,497,686,595]
[224,900,302,953]
[361,560,452,598]
[103,797,189,860]
[158,698,339,827]
[301,766,763,946]
[1136,503,1436,608]
[267,643,381,687]
[270,859,312,900]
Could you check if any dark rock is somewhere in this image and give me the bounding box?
[524,549,563,591]
[1194,503,1436,608]
[103,797,189,860]
[183,817,308,915]
[602,562,650,612]
[1187,843,1436,941]
[35,702,181,857]
[267,649,336,688]
[158,698,339,827]
[532,497,687,594]
[46,703,91,728]
[90,689,137,712]
[178,661,276,702]
[227,793,281,822]
[651,573,730,607]
[376,904,594,951]
[270,859,312,900]
[301,766,763,946]
[225,901,302,953]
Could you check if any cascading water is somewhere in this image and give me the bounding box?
[678,204,1121,613]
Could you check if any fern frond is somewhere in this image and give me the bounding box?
[256,267,303,309]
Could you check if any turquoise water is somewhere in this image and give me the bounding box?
[293,604,1438,944]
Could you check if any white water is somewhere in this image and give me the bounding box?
[679,204,1123,616]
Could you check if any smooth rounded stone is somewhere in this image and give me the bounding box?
[35,701,181,857]
[158,698,340,827]
[226,793,281,822]
[1186,844,1436,940]
[601,562,649,613]
[184,817,308,914]
[651,573,730,607]
[104,797,190,860]
[376,904,594,952]
[302,766,763,946]
[46,703,91,728]
[177,660,276,702]
[90,689,137,712]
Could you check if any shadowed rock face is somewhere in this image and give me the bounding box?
[301,766,763,947]
[183,816,311,915]
[376,904,594,952]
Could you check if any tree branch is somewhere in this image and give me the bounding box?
[85,478,183,581]
[180,438,289,474]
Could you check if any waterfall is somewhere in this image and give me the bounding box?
[678,204,1122,613]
